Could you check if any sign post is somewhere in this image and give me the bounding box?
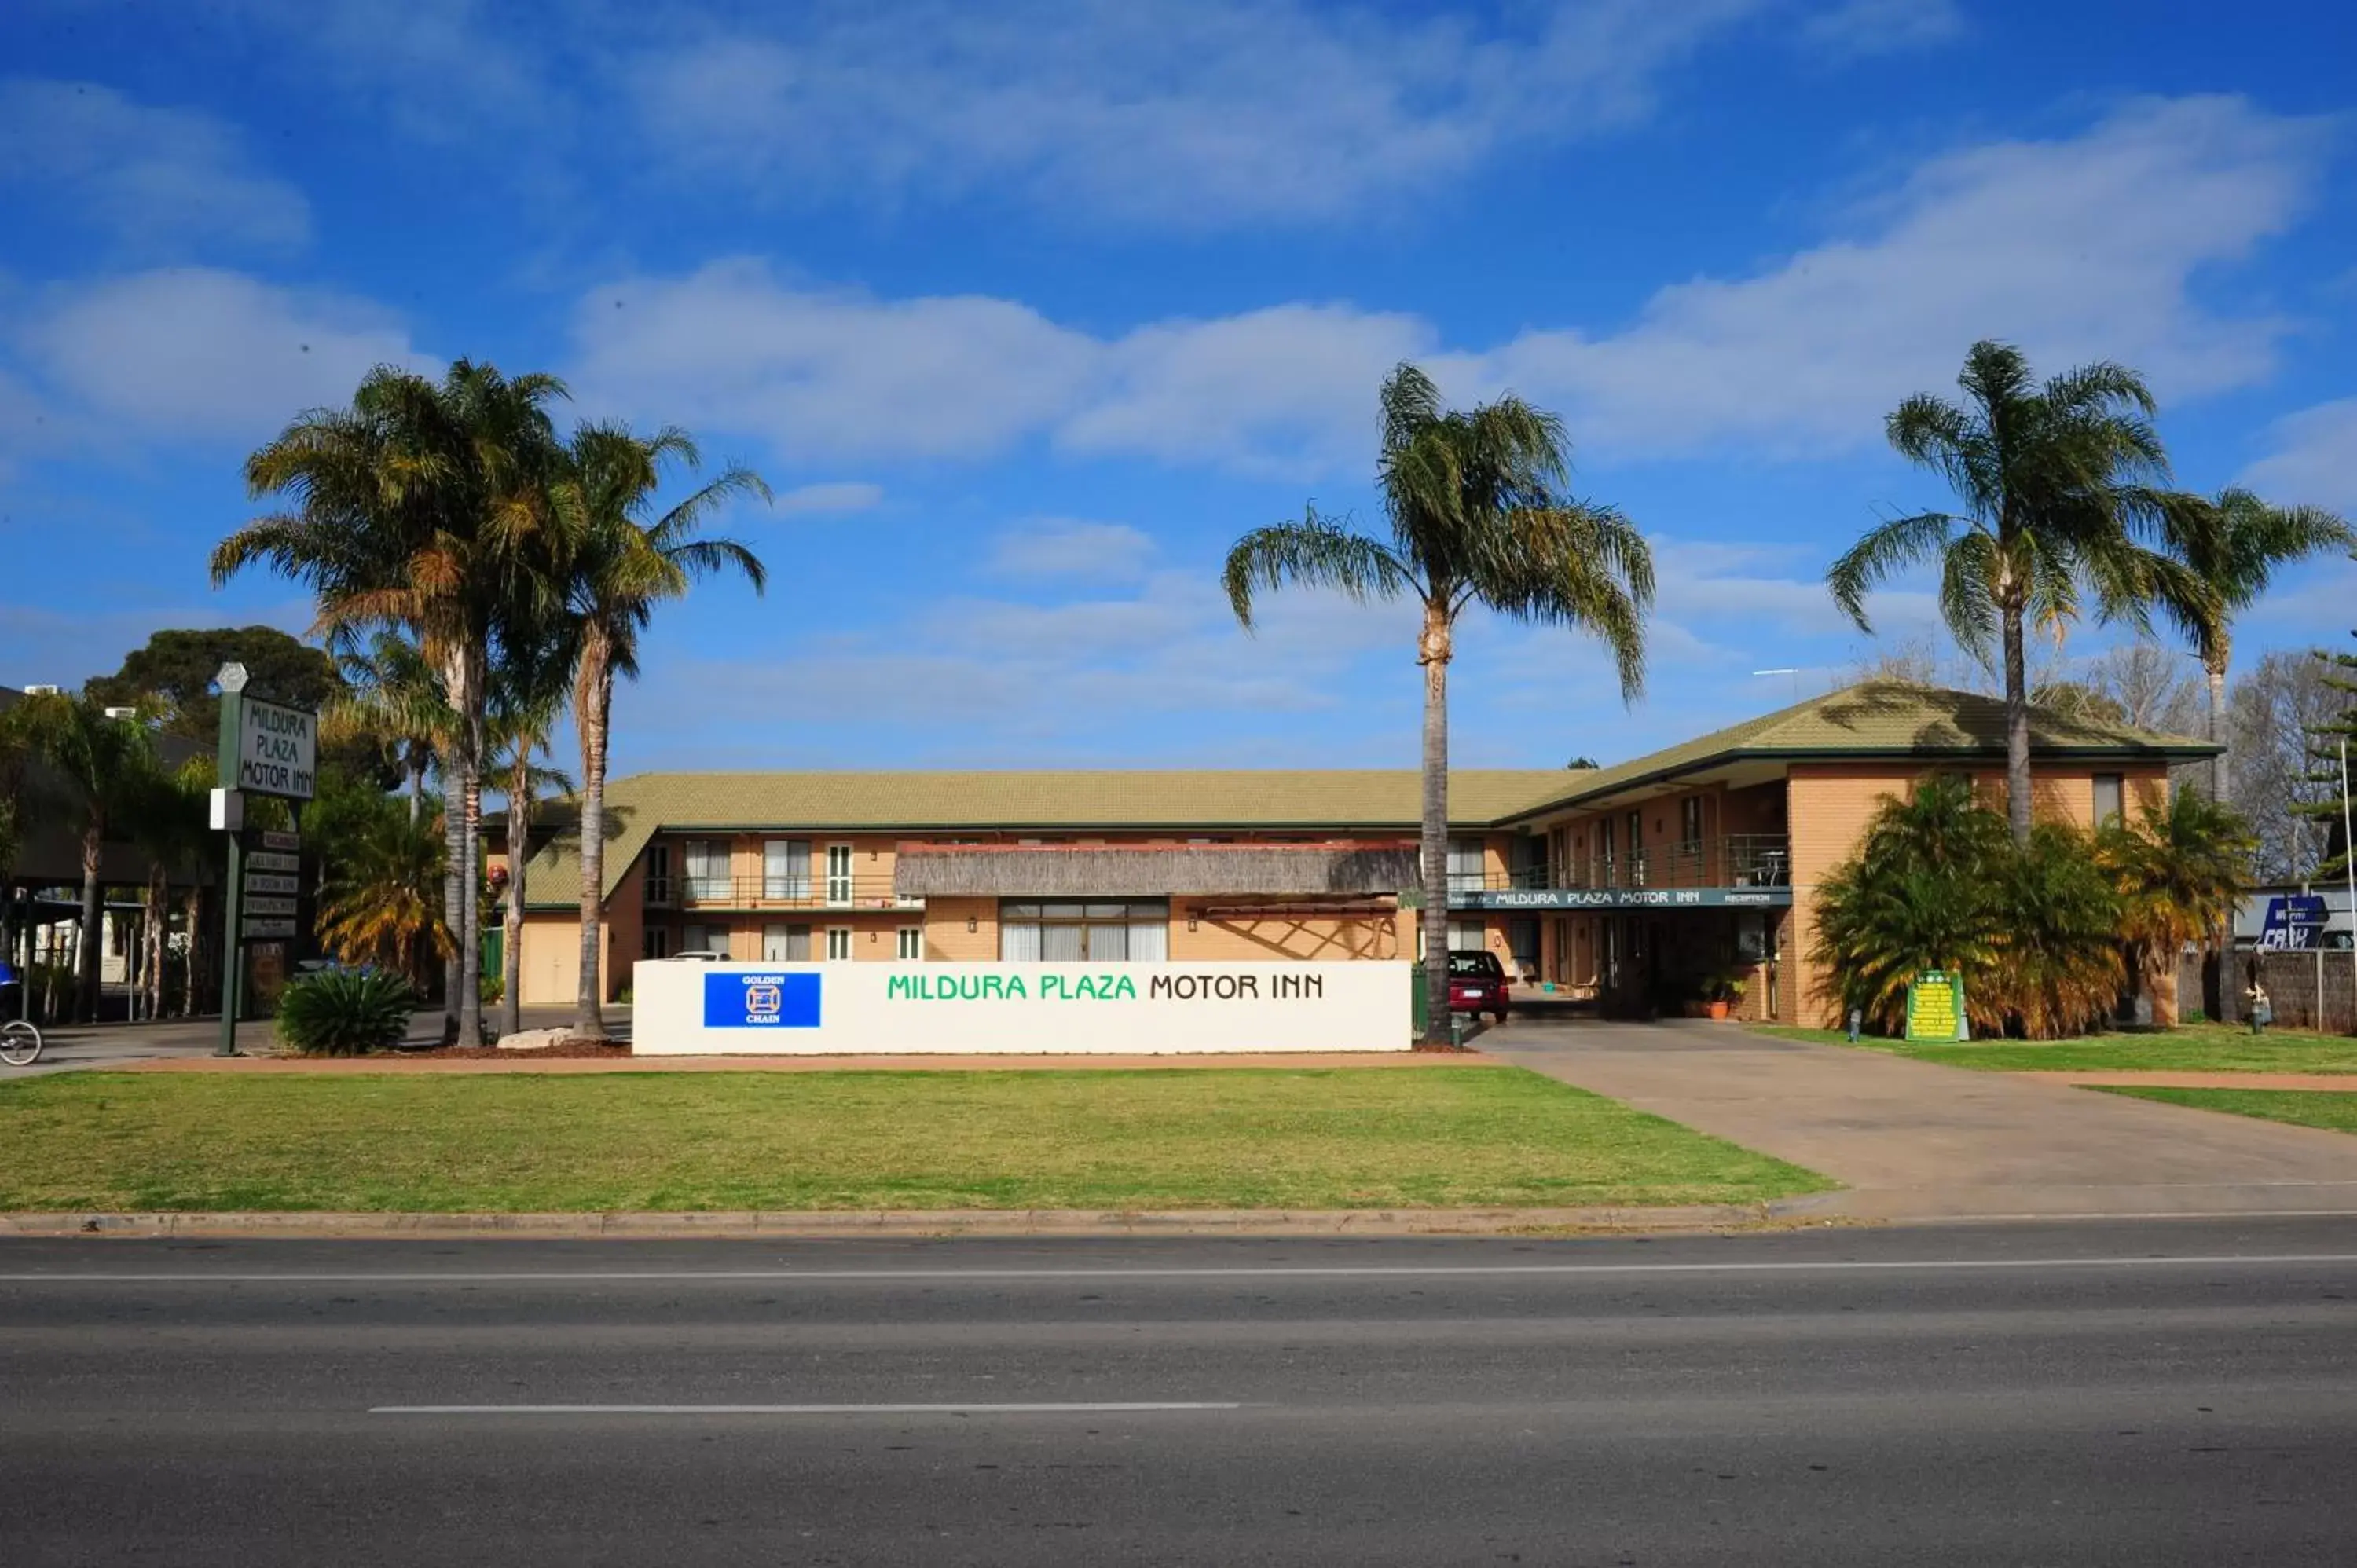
[212,664,317,1057]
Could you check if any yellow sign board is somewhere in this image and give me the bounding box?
[1905,969,1968,1042]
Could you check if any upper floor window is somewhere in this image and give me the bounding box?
[684,839,730,902]
[1680,796,1704,849]
[764,838,811,900]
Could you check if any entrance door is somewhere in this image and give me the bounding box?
[762,924,810,962]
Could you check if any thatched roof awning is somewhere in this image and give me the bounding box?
[893,841,1419,899]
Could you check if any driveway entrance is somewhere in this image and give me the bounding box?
[1486,1017,2357,1220]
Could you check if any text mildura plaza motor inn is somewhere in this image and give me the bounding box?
[885,972,1327,1003]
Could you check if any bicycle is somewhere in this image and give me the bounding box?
[0,967,40,1067]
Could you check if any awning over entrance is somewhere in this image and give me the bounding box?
[893,841,1417,899]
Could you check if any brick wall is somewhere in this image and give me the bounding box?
[2183,951,2357,1034]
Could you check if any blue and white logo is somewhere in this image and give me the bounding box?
[704,970,822,1028]
[2260,896,2329,952]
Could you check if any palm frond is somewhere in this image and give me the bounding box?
[1825,511,1959,631]
[1221,511,1413,631]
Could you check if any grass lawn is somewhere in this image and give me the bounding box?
[0,1068,1828,1213]
[2095,1087,2357,1135]
[1749,1022,2357,1075]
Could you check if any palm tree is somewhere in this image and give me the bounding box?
[216,360,576,1047]
[1809,775,2008,1033]
[563,423,768,1036]
[10,692,163,1020]
[318,808,451,987]
[1222,363,1652,1045]
[126,757,209,1021]
[331,630,446,824]
[488,625,578,1039]
[2154,489,2354,799]
[1828,340,2186,845]
[2098,786,2253,1023]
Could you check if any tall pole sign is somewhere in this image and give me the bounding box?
[212,662,318,1057]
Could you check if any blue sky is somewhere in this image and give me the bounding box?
[3,0,2354,779]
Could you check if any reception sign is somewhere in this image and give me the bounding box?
[635,961,1412,1055]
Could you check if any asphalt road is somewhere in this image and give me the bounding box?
[5,1219,2356,1565]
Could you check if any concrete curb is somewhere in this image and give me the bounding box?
[0,1203,1806,1240]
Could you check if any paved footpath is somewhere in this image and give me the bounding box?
[1485,1017,2357,1221]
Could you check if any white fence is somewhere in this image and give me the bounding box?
[632,960,1413,1055]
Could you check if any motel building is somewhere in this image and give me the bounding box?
[500,682,2212,1028]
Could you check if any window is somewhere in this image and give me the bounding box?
[763,839,811,900]
[1681,796,1704,849]
[1446,918,1486,953]
[763,923,810,962]
[825,844,854,906]
[999,900,1169,962]
[1596,817,1615,885]
[684,839,730,903]
[2093,774,2124,827]
[643,844,673,906]
[1626,809,1645,886]
[897,927,924,962]
[642,927,671,959]
[682,924,731,958]
[1446,838,1487,894]
[824,927,852,962]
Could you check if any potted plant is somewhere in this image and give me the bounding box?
[1703,969,1748,1020]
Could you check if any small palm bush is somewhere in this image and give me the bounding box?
[275,969,416,1056]
[1812,774,2135,1039]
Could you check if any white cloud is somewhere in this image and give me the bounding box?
[0,79,310,252]
[1457,96,2317,456]
[2241,399,2357,513]
[772,481,884,517]
[629,0,1761,227]
[614,566,1418,767]
[17,269,424,445]
[574,262,1097,461]
[571,97,2319,478]
[1799,0,1965,59]
[987,520,1160,584]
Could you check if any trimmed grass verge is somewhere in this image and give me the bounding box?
[0,1068,1829,1213]
[1750,1023,2357,1075]
[2095,1086,2357,1136]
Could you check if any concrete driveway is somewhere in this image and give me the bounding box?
[1485,1016,2357,1221]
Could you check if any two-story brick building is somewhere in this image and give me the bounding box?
[500,682,2212,1025]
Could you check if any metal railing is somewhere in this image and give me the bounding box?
[642,874,921,912]
[1458,835,1791,894]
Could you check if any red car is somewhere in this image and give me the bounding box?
[1448,950,1511,1023]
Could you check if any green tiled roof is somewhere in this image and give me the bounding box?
[520,768,1578,907]
[1498,680,2219,822]
[514,682,2217,908]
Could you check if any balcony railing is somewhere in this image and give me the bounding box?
[642,874,921,912]
[1458,834,1791,896]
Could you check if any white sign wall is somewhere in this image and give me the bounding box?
[632,961,1413,1055]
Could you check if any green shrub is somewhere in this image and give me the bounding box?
[275,969,417,1056]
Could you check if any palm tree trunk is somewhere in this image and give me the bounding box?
[2001,606,2032,848]
[145,863,167,1024]
[76,826,103,1023]
[1418,604,1453,1046]
[181,888,203,1017]
[442,763,465,1039]
[407,753,426,826]
[574,651,612,1038]
[458,706,485,1047]
[2206,657,2229,801]
[502,752,528,1039]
